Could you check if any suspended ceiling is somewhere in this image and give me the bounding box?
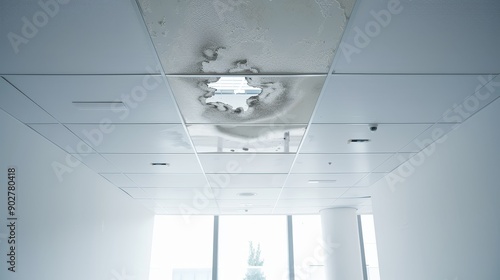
[0,0,499,215]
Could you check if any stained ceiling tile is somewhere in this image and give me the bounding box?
[139,0,355,74]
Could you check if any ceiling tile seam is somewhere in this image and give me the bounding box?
[329,74,500,204]
[132,0,222,214]
[271,0,364,213]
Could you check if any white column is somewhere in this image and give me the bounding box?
[320,207,363,280]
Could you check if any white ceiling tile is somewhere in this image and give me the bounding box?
[199,154,295,173]
[125,173,207,188]
[216,199,276,208]
[292,153,392,173]
[314,75,489,124]
[121,187,147,198]
[301,124,431,153]
[207,174,287,189]
[139,0,355,74]
[155,208,220,215]
[71,153,121,173]
[123,187,209,199]
[0,0,158,74]
[354,173,387,187]
[219,208,276,215]
[0,77,56,123]
[400,124,456,153]
[373,152,415,173]
[333,0,500,73]
[279,187,364,200]
[67,124,193,153]
[286,173,367,188]
[102,154,202,174]
[156,199,218,209]
[100,174,138,188]
[6,75,181,123]
[214,187,282,200]
[28,124,94,154]
[187,124,306,153]
[340,187,372,198]
[275,199,339,208]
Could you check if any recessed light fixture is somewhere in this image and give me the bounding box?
[238,192,257,197]
[72,101,127,111]
[151,162,169,166]
[348,139,371,143]
[308,180,337,184]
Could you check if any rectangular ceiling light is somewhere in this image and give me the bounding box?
[348,139,371,143]
[308,180,337,184]
[72,101,127,111]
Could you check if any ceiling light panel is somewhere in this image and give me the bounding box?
[138,0,355,74]
[6,75,182,123]
[168,76,325,124]
[187,124,306,153]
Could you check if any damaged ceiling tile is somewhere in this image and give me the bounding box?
[138,0,356,74]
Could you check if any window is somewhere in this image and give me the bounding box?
[149,216,214,280]
[292,215,326,280]
[360,215,380,280]
[218,215,289,280]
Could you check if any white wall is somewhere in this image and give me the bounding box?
[0,110,155,280]
[372,98,500,280]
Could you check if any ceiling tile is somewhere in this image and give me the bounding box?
[139,0,355,74]
[214,187,281,200]
[199,154,295,174]
[400,124,456,153]
[373,152,415,173]
[70,153,121,173]
[301,124,431,153]
[354,173,387,187]
[100,174,138,188]
[216,199,276,208]
[187,124,306,153]
[272,207,322,215]
[156,199,218,209]
[0,0,158,74]
[6,75,182,123]
[206,174,287,189]
[292,153,393,173]
[102,154,203,174]
[28,124,94,154]
[0,77,56,123]
[285,173,367,188]
[125,173,207,188]
[333,0,500,73]
[67,124,193,153]
[314,75,489,124]
[168,76,325,124]
[123,187,209,199]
